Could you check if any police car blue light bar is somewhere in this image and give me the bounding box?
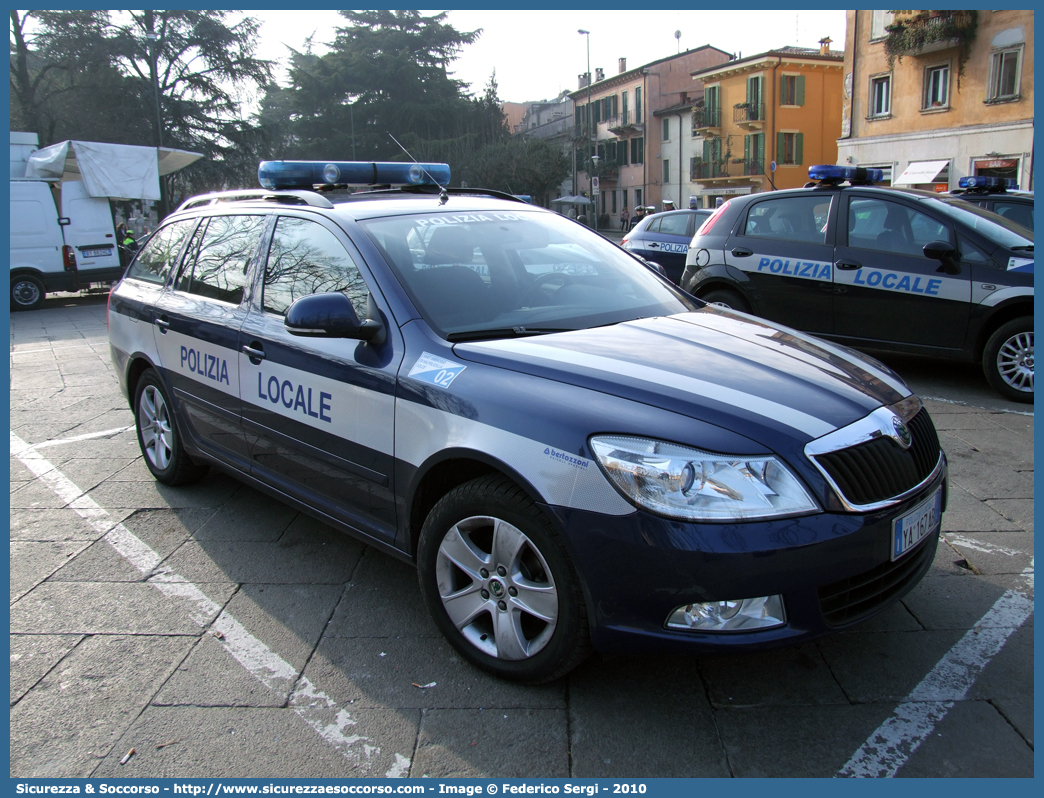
[258,161,451,190]
[958,176,1017,190]
[808,164,884,184]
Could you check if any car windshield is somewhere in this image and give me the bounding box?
[358,209,698,339]
[930,197,1034,248]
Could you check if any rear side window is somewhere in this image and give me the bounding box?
[176,215,266,304]
[261,217,369,318]
[992,201,1033,231]
[657,213,691,237]
[743,196,829,244]
[126,220,196,285]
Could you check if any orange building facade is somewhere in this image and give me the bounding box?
[689,45,844,207]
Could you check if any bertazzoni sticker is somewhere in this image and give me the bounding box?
[408,352,467,388]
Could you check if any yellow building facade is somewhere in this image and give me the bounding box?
[689,45,844,206]
[838,10,1034,190]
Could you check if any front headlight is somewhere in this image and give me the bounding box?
[589,435,818,521]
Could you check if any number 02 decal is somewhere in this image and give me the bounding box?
[408,352,467,389]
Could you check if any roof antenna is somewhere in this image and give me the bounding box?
[388,133,449,205]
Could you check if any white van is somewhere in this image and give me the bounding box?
[9,179,123,310]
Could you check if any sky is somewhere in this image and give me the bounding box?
[253,9,848,103]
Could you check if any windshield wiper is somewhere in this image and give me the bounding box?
[446,326,573,342]
[1010,245,1033,251]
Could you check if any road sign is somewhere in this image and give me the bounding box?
[592,176,600,192]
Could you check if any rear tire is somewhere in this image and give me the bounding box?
[11,275,46,311]
[417,475,590,683]
[134,368,210,485]
[701,288,750,313]
[983,317,1033,402]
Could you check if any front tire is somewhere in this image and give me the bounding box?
[134,369,209,485]
[11,275,46,311]
[983,317,1033,403]
[417,476,590,683]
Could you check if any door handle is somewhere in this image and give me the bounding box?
[648,242,660,248]
[154,316,170,333]
[731,247,753,257]
[835,260,862,271]
[242,343,266,363]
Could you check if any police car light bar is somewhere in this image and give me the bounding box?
[808,164,884,185]
[957,176,1017,191]
[258,161,451,191]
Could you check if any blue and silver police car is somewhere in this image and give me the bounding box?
[682,165,1034,402]
[109,161,948,683]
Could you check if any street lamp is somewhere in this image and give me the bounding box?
[578,29,597,232]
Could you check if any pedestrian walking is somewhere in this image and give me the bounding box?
[620,209,629,231]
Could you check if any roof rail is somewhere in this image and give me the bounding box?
[176,189,334,211]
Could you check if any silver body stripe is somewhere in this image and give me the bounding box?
[460,339,836,439]
[395,400,635,516]
[238,350,395,456]
[978,285,1033,307]
[156,329,240,398]
[660,312,910,396]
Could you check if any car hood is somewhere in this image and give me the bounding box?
[453,308,911,448]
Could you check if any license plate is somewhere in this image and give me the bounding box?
[891,488,942,561]
[80,248,111,259]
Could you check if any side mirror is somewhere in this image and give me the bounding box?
[923,240,960,274]
[284,292,386,345]
[640,258,665,276]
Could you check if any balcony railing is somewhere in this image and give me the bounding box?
[734,103,765,124]
[691,107,721,130]
[744,159,764,176]
[691,160,728,180]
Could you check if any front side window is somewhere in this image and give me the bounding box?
[126,219,196,285]
[991,201,1033,231]
[923,64,950,109]
[262,217,368,318]
[870,74,891,117]
[987,47,1022,101]
[846,198,952,256]
[175,215,265,304]
[743,196,830,244]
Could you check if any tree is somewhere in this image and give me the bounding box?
[462,138,570,206]
[10,10,274,199]
[280,10,483,163]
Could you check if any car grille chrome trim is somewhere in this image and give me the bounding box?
[804,399,943,512]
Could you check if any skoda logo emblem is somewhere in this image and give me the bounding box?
[892,415,913,448]
[489,579,505,598]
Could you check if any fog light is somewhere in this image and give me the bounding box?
[666,595,785,632]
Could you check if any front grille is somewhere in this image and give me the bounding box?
[818,531,938,626]
[813,409,940,506]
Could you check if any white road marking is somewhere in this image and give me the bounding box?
[11,431,410,777]
[838,559,1034,777]
[944,534,1028,558]
[31,426,135,449]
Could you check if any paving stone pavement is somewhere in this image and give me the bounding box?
[9,296,1034,778]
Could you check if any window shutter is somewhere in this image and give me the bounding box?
[744,135,750,162]
[777,132,785,161]
[780,75,787,103]
[796,76,805,106]
[747,77,753,105]
[757,134,765,162]
[795,133,803,165]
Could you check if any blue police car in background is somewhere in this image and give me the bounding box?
[621,209,712,284]
[948,176,1033,232]
[682,165,1034,402]
[109,160,947,682]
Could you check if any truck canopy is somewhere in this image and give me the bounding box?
[23,140,202,200]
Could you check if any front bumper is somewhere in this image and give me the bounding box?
[548,460,947,655]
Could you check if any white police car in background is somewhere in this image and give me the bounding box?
[681,165,1034,402]
[109,160,948,682]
